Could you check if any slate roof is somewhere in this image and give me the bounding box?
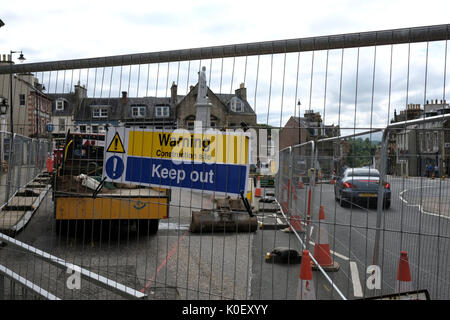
[74,96,175,122]
[177,84,255,115]
[47,93,77,117]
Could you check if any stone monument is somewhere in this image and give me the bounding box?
[195,66,212,128]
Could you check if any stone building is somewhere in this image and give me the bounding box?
[390,100,450,176]
[0,55,51,138]
[279,110,341,177]
[175,82,256,130]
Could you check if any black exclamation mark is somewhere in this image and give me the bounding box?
[114,136,118,151]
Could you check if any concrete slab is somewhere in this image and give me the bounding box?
[0,210,27,230]
[17,188,42,197]
[255,200,279,213]
[5,196,36,210]
[25,184,47,189]
[257,212,288,230]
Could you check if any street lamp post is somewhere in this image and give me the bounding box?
[297,99,301,145]
[0,97,7,166]
[8,51,25,137]
[5,51,25,202]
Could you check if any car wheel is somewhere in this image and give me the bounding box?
[339,196,348,207]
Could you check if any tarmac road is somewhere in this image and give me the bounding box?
[0,187,255,300]
[1,175,449,300]
[250,176,450,300]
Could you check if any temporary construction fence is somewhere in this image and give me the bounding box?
[0,24,449,300]
[0,132,51,205]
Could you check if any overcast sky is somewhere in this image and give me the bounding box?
[1,0,450,130]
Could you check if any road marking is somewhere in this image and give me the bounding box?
[310,226,314,238]
[350,261,363,298]
[399,186,450,221]
[140,230,188,292]
[205,193,214,206]
[323,284,331,292]
[308,241,349,261]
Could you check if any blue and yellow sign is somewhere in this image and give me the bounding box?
[102,127,250,195]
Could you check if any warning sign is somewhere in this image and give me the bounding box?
[102,127,250,195]
[107,132,125,153]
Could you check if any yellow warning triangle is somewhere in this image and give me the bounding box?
[107,133,125,153]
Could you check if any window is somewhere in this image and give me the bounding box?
[419,133,423,152]
[58,118,66,132]
[92,125,99,133]
[230,97,243,112]
[91,106,108,118]
[187,121,195,130]
[434,132,438,150]
[56,99,66,111]
[132,105,146,118]
[79,125,86,133]
[155,106,170,118]
[19,94,26,106]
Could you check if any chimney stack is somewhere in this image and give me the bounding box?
[74,82,87,100]
[171,82,178,104]
[235,83,247,101]
[122,91,127,105]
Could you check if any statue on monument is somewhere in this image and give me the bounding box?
[197,66,208,104]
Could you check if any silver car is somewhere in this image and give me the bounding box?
[334,168,391,209]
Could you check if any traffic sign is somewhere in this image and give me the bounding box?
[107,132,125,153]
[47,123,54,132]
[102,127,250,195]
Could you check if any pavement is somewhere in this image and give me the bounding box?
[421,196,450,217]
[390,175,450,217]
[0,173,51,235]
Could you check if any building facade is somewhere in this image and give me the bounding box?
[175,82,256,130]
[279,110,341,177]
[390,100,450,176]
[0,55,51,138]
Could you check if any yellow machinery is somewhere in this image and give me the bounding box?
[52,132,169,235]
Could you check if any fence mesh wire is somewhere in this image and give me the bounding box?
[0,24,449,300]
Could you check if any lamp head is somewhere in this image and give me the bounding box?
[18,52,25,62]
[0,97,8,115]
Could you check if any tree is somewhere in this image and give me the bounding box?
[344,137,378,168]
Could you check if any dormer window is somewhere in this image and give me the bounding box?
[91,105,109,118]
[131,105,146,118]
[155,105,170,118]
[230,97,243,112]
[56,98,67,111]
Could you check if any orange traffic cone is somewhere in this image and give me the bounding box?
[296,250,316,300]
[255,176,262,197]
[282,215,304,233]
[297,176,304,189]
[312,205,340,271]
[397,251,413,293]
[46,155,54,173]
[280,182,288,213]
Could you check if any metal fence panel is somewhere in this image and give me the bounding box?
[0,24,449,300]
